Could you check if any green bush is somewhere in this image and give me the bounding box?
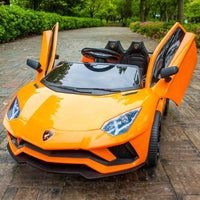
[185,0,200,23]
[130,21,200,48]
[0,25,5,39]
[184,23,200,48]
[0,5,104,43]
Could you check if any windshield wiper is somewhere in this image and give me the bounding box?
[78,87,122,92]
[44,82,93,94]
[43,80,123,94]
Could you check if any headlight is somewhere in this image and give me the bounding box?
[7,97,20,120]
[102,108,141,136]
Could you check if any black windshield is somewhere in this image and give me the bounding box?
[42,62,141,94]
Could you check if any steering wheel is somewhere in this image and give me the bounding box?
[84,63,115,72]
[81,48,122,62]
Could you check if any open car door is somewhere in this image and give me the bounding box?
[146,22,198,106]
[37,23,59,81]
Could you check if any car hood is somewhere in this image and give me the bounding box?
[13,82,150,132]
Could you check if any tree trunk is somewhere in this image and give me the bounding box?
[177,0,184,23]
[165,10,169,22]
[140,0,145,22]
[30,0,43,10]
[163,2,168,22]
[144,1,151,22]
[3,0,10,5]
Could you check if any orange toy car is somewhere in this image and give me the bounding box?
[3,22,197,178]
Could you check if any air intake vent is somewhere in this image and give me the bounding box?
[109,142,138,159]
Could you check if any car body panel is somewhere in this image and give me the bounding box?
[36,30,52,81]
[3,81,158,150]
[146,22,197,105]
[37,23,59,81]
[160,34,197,105]
[145,22,186,87]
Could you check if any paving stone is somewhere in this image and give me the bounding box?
[0,129,6,145]
[164,163,200,198]
[11,165,66,188]
[160,140,200,163]
[1,187,18,200]
[60,170,175,199]
[0,150,15,163]
[0,136,9,150]
[119,161,169,182]
[183,195,200,200]
[184,126,200,150]
[61,181,175,199]
[0,185,11,200]
[161,124,188,142]
[119,196,177,200]
[14,188,39,200]
[0,164,16,184]
[37,188,63,200]
[0,164,16,199]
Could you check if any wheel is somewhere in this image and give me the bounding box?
[146,111,161,168]
[163,98,169,117]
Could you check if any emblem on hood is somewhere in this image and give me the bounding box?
[43,130,54,141]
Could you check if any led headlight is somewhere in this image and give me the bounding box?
[7,97,20,120]
[102,108,141,136]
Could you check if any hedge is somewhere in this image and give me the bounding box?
[130,21,200,48]
[0,5,104,43]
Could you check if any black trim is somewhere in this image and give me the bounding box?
[42,79,141,96]
[151,27,185,85]
[9,135,137,166]
[8,144,144,179]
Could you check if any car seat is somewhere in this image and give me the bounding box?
[105,40,149,75]
[123,41,150,75]
[105,41,125,57]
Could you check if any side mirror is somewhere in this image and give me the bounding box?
[160,66,179,82]
[27,59,42,72]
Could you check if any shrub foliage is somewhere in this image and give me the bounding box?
[130,21,200,48]
[0,5,104,43]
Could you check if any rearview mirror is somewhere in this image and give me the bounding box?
[160,66,179,82]
[27,59,42,72]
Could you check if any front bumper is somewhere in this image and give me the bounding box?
[8,144,144,179]
[7,130,150,179]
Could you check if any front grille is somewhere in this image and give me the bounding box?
[9,134,138,166]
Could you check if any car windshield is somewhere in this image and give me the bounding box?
[42,62,141,95]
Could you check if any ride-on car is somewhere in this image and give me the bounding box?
[3,22,197,179]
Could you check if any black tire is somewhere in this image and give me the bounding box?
[163,99,169,117]
[146,111,161,168]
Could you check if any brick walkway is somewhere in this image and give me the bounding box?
[0,27,199,200]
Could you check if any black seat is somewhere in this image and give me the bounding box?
[122,41,150,75]
[105,41,149,75]
[105,41,125,57]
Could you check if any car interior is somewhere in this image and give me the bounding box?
[81,40,151,77]
[105,41,150,76]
